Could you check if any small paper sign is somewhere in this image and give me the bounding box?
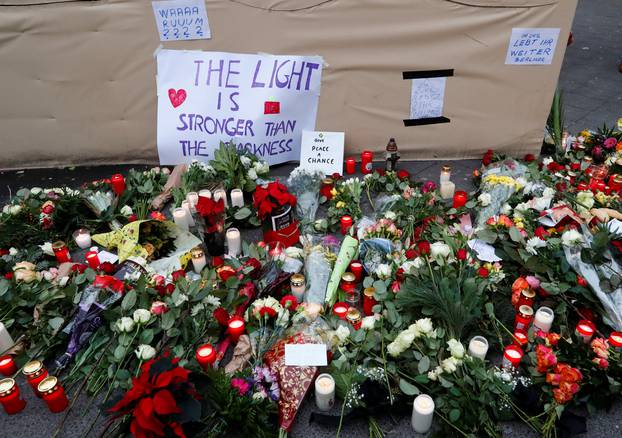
[284,344,328,366]
[299,131,344,176]
[410,77,446,119]
[505,28,560,65]
[152,0,211,41]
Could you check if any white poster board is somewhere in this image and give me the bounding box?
[410,77,447,119]
[299,131,344,175]
[505,28,560,65]
[156,49,323,165]
[151,0,211,41]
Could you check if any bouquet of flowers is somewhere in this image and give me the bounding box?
[253,181,299,247]
[287,167,324,233]
[196,195,226,256]
[323,177,363,232]
[211,142,269,192]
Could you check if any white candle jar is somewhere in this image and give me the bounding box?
[314,373,335,412]
[412,394,435,433]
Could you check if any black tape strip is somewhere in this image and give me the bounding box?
[403,117,451,127]
[402,69,454,80]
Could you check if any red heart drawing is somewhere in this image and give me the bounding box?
[168,88,187,108]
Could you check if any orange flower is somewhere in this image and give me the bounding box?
[536,344,557,373]
[511,277,529,306]
[590,337,609,359]
[546,373,561,386]
[616,140,622,152]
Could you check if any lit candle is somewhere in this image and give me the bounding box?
[363,287,377,316]
[52,241,71,263]
[345,158,356,175]
[452,190,468,208]
[513,330,529,348]
[38,376,69,413]
[314,373,335,411]
[440,165,452,183]
[290,274,306,302]
[230,189,244,208]
[575,320,595,344]
[110,174,126,196]
[181,201,195,227]
[198,189,212,199]
[333,302,348,320]
[195,343,217,369]
[468,336,489,361]
[0,356,16,376]
[226,228,241,257]
[361,151,374,174]
[349,261,363,282]
[213,189,228,208]
[439,181,456,199]
[72,229,92,249]
[85,251,100,270]
[0,378,26,414]
[502,345,524,368]
[411,394,435,434]
[514,305,534,331]
[608,332,622,349]
[227,317,245,343]
[340,216,353,235]
[173,207,190,231]
[0,322,15,354]
[191,247,207,274]
[23,360,48,398]
[186,192,199,211]
[533,306,554,333]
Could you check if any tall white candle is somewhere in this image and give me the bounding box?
[191,248,207,274]
[173,208,189,231]
[534,307,554,333]
[439,181,456,199]
[314,373,335,411]
[0,322,14,354]
[213,189,228,207]
[468,336,489,361]
[230,189,244,208]
[181,201,195,227]
[412,394,435,434]
[198,189,212,199]
[73,229,92,249]
[226,228,241,257]
[440,165,452,183]
[186,192,199,211]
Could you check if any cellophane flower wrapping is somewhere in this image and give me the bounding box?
[359,238,394,275]
[325,235,359,305]
[300,235,339,304]
[287,167,325,234]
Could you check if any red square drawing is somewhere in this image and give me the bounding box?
[264,101,280,115]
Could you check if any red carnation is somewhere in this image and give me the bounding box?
[280,295,298,311]
[417,241,431,255]
[217,266,237,282]
[397,170,410,180]
[171,269,186,282]
[477,267,490,278]
[524,153,536,162]
[534,226,550,240]
[213,307,230,326]
[456,248,468,260]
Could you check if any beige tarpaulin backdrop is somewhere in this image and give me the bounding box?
[0,0,577,169]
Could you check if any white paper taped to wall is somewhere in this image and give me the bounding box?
[505,28,560,65]
[152,0,211,41]
[410,77,446,119]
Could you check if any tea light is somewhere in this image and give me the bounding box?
[23,360,48,398]
[38,376,69,413]
[199,189,212,199]
[191,247,207,274]
[411,394,435,434]
[195,343,217,369]
[72,229,92,249]
[440,165,451,183]
[110,174,126,196]
[0,322,14,354]
[227,317,245,343]
[340,215,353,235]
[345,158,356,175]
[361,151,373,174]
[576,320,596,344]
[513,330,529,348]
[333,302,348,319]
[186,191,199,211]
[363,287,377,316]
[85,251,100,270]
[468,336,489,360]
[349,261,363,282]
[290,274,306,302]
[452,190,468,208]
[0,378,26,415]
[439,181,456,199]
[514,305,534,331]
[315,373,335,411]
[52,241,71,263]
[502,345,524,368]
[230,189,244,208]
[172,207,190,231]
[213,189,228,208]
[181,201,196,227]
[226,228,241,257]
[533,306,554,333]
[0,356,16,376]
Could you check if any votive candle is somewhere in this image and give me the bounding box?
[0,356,16,376]
[363,287,377,316]
[439,181,456,199]
[290,274,306,302]
[198,189,212,199]
[412,394,435,434]
[173,207,190,231]
[186,192,199,211]
[440,165,451,183]
[340,215,353,235]
[181,201,195,227]
[452,191,468,208]
[195,343,217,369]
[191,247,207,274]
[85,251,100,270]
[315,373,335,411]
[608,332,622,348]
[23,360,48,398]
[346,307,362,330]
[226,228,241,257]
[513,330,529,348]
[110,174,126,196]
[468,336,488,360]
[230,189,244,208]
[361,151,373,174]
[502,345,524,368]
[576,320,596,344]
[38,376,69,413]
[349,261,363,282]
[52,241,71,263]
[0,378,26,415]
[333,302,348,320]
[227,317,245,343]
[533,306,554,333]
[213,189,228,208]
[514,305,534,331]
[72,229,92,249]
[345,158,356,175]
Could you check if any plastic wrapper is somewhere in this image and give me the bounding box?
[325,235,359,305]
[359,238,393,275]
[287,168,325,234]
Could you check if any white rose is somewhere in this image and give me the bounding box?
[9,205,21,215]
[397,330,415,348]
[39,242,54,256]
[361,316,377,330]
[447,339,465,359]
[162,167,171,175]
[120,205,133,217]
[414,318,434,336]
[430,242,451,259]
[240,156,252,169]
[387,341,403,357]
[284,246,304,259]
[335,325,350,344]
[561,229,584,247]
[441,356,460,373]
[428,366,443,381]
[58,276,69,287]
[115,317,135,333]
[42,270,56,282]
[248,168,258,180]
[500,203,512,216]
[30,187,43,196]
[375,264,392,280]
[478,193,492,206]
[135,344,156,360]
[133,309,152,325]
[384,211,397,221]
[9,248,18,256]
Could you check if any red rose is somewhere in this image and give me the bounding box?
[405,249,417,259]
[397,170,410,180]
[456,248,468,260]
[396,268,405,282]
[72,263,88,274]
[417,241,430,255]
[280,295,298,311]
[0,249,8,256]
[42,204,54,215]
[218,266,237,282]
[213,307,230,326]
[524,153,536,162]
[151,301,169,315]
[171,269,186,282]
[570,162,581,171]
[244,258,262,278]
[576,275,588,288]
[212,256,224,267]
[477,267,489,278]
[331,172,342,181]
[4,272,13,280]
[534,226,550,240]
[100,262,116,274]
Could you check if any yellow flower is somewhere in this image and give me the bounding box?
[336,201,346,209]
[579,130,591,138]
[330,188,338,197]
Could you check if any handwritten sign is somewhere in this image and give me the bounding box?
[505,28,560,65]
[152,0,211,41]
[410,77,446,119]
[299,131,344,175]
[156,49,323,165]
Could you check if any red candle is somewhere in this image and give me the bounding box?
[0,356,16,376]
[23,360,48,398]
[110,173,126,196]
[85,251,100,270]
[452,191,468,208]
[340,215,353,235]
[363,287,377,316]
[195,343,217,369]
[515,289,536,310]
[340,272,356,293]
[227,317,245,343]
[52,241,71,263]
[361,151,373,174]
[512,330,529,348]
[346,308,362,330]
[349,261,363,282]
[514,305,534,331]
[502,345,524,368]
[345,158,356,175]
[575,319,596,344]
[332,302,348,319]
[608,331,622,348]
[0,378,26,414]
[38,376,69,413]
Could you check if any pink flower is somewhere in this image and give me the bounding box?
[152,275,166,287]
[592,357,609,369]
[604,137,617,149]
[151,301,169,315]
[591,338,609,359]
[231,377,251,396]
[525,275,540,290]
[421,181,437,193]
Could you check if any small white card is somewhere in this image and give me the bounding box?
[505,28,560,65]
[97,250,119,264]
[468,239,502,263]
[410,77,446,119]
[284,344,328,367]
[152,0,211,41]
[299,131,344,176]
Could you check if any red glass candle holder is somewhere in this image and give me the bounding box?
[227,317,245,343]
[514,305,534,331]
[332,302,348,319]
[195,343,217,369]
[110,173,126,196]
[516,289,536,310]
[23,360,48,398]
[0,356,17,376]
[340,272,356,294]
[38,376,69,413]
[363,287,377,316]
[345,158,356,175]
[512,330,529,348]
[320,178,335,200]
[340,215,353,235]
[346,308,362,330]
[575,319,596,344]
[361,151,373,174]
[452,191,468,208]
[85,251,100,270]
[608,331,622,348]
[52,241,71,263]
[0,378,26,414]
[349,261,363,282]
[502,345,524,368]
